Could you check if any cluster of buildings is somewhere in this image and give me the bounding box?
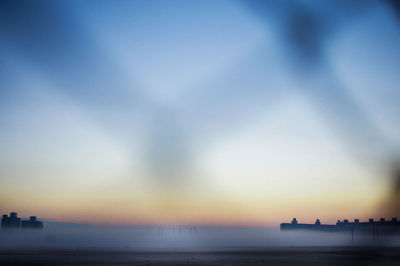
[1,212,43,230]
[280,217,400,233]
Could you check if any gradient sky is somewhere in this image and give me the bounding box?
[0,0,400,226]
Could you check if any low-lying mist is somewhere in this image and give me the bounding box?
[1,222,399,249]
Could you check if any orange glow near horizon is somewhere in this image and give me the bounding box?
[1,0,399,229]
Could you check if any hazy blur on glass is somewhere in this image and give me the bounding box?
[0,0,399,228]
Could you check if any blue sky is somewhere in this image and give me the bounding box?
[0,0,399,225]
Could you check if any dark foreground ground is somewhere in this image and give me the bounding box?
[1,247,400,266]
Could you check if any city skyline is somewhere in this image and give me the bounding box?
[0,0,399,226]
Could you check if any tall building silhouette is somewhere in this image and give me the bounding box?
[1,212,21,229]
[1,212,43,230]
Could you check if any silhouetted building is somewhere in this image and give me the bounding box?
[1,212,21,229]
[21,216,43,229]
[280,217,400,233]
[1,212,43,230]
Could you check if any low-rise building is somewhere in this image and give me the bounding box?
[1,212,43,230]
[1,212,21,229]
[280,217,400,232]
[21,216,43,229]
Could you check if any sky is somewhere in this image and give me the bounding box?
[0,0,400,226]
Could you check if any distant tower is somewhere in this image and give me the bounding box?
[21,216,43,229]
[1,212,21,229]
[291,218,298,224]
[315,219,321,225]
[1,214,8,229]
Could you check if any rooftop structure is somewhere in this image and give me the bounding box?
[1,212,43,230]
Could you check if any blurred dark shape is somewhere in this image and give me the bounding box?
[241,0,373,67]
[1,212,21,230]
[283,4,324,69]
[146,109,192,186]
[388,162,400,216]
[0,0,83,73]
[1,212,43,230]
[243,0,386,151]
[0,0,136,105]
[386,0,400,18]
[21,216,44,229]
[281,217,400,234]
[244,0,400,221]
